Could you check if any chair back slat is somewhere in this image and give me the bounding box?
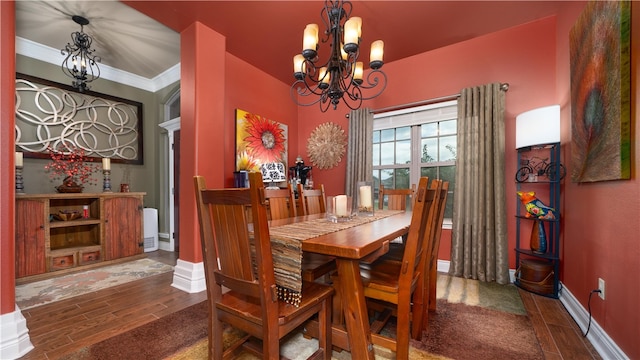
[378,184,415,211]
[298,184,326,215]
[262,184,297,220]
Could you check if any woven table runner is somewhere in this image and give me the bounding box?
[267,210,403,306]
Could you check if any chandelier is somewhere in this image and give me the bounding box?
[61,15,101,92]
[291,0,387,112]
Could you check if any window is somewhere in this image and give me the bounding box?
[373,101,457,224]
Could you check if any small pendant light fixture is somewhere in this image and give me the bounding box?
[291,0,387,112]
[61,15,101,92]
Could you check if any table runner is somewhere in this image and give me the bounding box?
[266,210,403,306]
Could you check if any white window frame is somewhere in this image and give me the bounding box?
[373,100,457,229]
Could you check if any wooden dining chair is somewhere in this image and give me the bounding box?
[424,181,449,321]
[378,184,416,211]
[193,173,333,359]
[296,183,337,283]
[359,177,440,360]
[297,183,326,215]
[262,183,297,220]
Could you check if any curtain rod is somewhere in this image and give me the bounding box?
[345,82,509,118]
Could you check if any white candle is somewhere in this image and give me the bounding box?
[359,185,372,208]
[15,152,23,167]
[335,195,348,217]
[102,158,111,170]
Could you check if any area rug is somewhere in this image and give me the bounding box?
[64,274,543,360]
[15,258,174,310]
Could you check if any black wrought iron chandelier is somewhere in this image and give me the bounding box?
[61,15,101,92]
[290,0,387,112]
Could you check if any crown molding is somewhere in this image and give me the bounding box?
[15,37,179,93]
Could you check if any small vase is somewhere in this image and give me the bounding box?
[530,220,547,254]
[56,177,83,193]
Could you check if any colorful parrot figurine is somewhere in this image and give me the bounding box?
[517,191,557,220]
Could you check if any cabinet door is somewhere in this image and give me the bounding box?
[104,196,144,260]
[15,199,47,277]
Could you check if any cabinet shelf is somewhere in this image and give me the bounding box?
[515,248,559,261]
[49,218,102,228]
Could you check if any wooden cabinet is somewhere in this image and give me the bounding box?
[15,192,146,281]
[104,196,144,260]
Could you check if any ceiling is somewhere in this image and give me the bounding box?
[16,1,570,87]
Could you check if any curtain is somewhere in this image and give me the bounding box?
[449,83,510,284]
[345,108,374,198]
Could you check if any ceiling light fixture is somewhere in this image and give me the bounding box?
[291,0,387,112]
[61,15,101,92]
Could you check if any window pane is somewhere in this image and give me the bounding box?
[439,135,457,161]
[373,130,380,143]
[396,140,411,164]
[373,143,380,166]
[421,138,438,163]
[380,169,393,188]
[380,129,394,142]
[394,168,410,189]
[396,126,411,140]
[380,143,394,165]
[421,123,437,137]
[439,166,456,219]
[439,120,457,135]
[420,167,437,180]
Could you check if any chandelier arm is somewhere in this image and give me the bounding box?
[357,70,388,100]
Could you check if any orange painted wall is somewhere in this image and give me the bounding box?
[0,0,16,314]
[556,3,640,358]
[297,17,558,267]
[224,54,300,186]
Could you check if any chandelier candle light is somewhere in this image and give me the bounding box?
[291,0,387,112]
[61,15,101,92]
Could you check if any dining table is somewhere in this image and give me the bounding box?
[269,210,413,360]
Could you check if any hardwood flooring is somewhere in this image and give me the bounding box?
[17,251,600,359]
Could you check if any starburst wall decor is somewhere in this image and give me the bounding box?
[235,109,288,173]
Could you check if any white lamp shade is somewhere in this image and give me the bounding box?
[515,104,560,149]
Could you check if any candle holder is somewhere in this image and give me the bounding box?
[326,195,353,223]
[15,166,25,194]
[103,169,112,192]
[356,181,374,217]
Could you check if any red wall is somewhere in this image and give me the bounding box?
[557,3,640,358]
[296,17,558,266]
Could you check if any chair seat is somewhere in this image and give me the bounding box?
[217,280,333,330]
[360,261,419,295]
[301,253,336,282]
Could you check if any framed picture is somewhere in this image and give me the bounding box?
[569,0,631,182]
[235,109,288,174]
[15,73,144,165]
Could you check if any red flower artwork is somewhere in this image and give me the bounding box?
[44,144,98,186]
[243,113,286,163]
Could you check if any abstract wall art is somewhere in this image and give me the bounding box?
[569,0,631,182]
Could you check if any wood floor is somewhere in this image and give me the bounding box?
[17,251,600,359]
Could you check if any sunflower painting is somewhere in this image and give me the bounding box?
[235,109,288,172]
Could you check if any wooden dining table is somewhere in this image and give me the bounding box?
[270,210,413,360]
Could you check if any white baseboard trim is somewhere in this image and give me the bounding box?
[560,285,629,360]
[0,306,33,359]
[171,259,206,293]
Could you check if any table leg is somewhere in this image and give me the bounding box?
[335,258,375,360]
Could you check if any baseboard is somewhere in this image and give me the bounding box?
[560,284,629,360]
[171,259,206,293]
[0,306,33,359]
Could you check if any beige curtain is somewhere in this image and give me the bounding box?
[345,108,374,198]
[449,83,509,284]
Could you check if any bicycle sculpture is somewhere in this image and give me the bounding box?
[515,156,566,182]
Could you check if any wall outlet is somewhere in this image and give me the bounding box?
[598,278,606,300]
